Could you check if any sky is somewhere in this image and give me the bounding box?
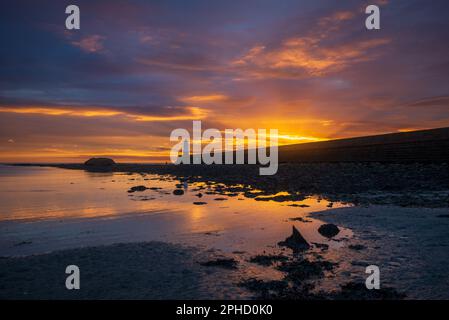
[1,0,448,162]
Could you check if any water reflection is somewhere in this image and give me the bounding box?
[0,165,352,256]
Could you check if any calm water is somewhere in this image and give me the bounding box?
[0,165,352,257]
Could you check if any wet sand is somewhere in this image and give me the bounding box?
[0,242,250,299]
[314,206,449,299]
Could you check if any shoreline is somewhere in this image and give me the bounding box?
[2,163,449,299]
[13,162,449,208]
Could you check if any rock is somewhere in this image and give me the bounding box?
[84,158,116,166]
[348,244,366,251]
[288,204,310,208]
[249,254,288,266]
[312,242,329,250]
[200,258,238,269]
[173,189,184,195]
[288,217,312,223]
[127,185,148,193]
[318,223,340,238]
[195,193,203,198]
[277,258,335,282]
[278,226,310,252]
[193,201,207,205]
[334,282,406,300]
[239,278,288,295]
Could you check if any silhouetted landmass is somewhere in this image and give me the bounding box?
[278,126,449,162]
[12,127,449,207]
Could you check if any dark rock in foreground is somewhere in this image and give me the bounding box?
[249,254,288,266]
[84,158,116,166]
[278,226,310,252]
[318,224,340,238]
[277,258,335,282]
[239,278,288,297]
[332,282,406,300]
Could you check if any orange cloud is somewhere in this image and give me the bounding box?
[231,7,390,79]
[0,106,208,122]
[0,106,121,117]
[232,37,390,78]
[318,10,355,27]
[71,35,105,53]
[180,94,229,103]
[132,107,208,121]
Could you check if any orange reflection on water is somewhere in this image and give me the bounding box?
[0,165,352,255]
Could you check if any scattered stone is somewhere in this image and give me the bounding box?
[332,282,406,300]
[226,193,239,197]
[195,193,203,198]
[200,258,238,269]
[312,242,329,250]
[277,258,335,282]
[249,254,288,266]
[193,202,207,205]
[348,244,366,251]
[288,204,310,208]
[255,194,306,202]
[173,189,184,196]
[239,278,288,296]
[214,198,228,201]
[135,197,156,201]
[289,217,312,223]
[278,226,310,252]
[127,185,149,193]
[240,278,316,300]
[318,224,340,238]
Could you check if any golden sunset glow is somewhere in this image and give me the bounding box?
[180,95,229,103]
[1,0,448,163]
[0,106,208,122]
[0,106,123,117]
